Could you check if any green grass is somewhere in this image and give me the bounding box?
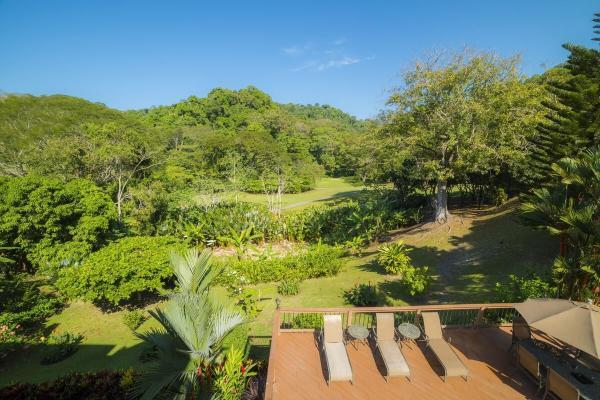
[0,201,556,386]
[207,177,364,211]
[0,302,154,386]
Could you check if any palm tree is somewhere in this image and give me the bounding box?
[132,249,245,399]
[520,148,600,300]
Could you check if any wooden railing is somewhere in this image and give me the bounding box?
[263,303,515,400]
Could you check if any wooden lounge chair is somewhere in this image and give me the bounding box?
[421,312,469,381]
[516,343,543,393]
[373,313,410,381]
[543,368,580,400]
[319,314,353,385]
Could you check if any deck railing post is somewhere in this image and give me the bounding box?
[475,307,485,328]
[347,310,353,326]
[414,309,421,325]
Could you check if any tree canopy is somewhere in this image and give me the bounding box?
[378,51,545,221]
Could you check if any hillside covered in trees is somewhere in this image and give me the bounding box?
[0,8,598,399]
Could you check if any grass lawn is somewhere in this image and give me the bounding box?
[200,177,364,211]
[0,201,556,386]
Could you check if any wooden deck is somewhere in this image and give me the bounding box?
[268,327,537,400]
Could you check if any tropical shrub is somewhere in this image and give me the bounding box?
[0,275,62,357]
[277,279,300,296]
[41,332,84,365]
[285,190,422,244]
[219,244,344,287]
[287,313,322,329]
[377,242,412,275]
[235,288,262,319]
[212,347,257,400]
[344,235,367,257]
[493,187,508,206]
[165,202,282,246]
[0,369,135,400]
[0,176,118,272]
[343,283,379,306]
[122,310,147,331]
[0,275,62,329]
[402,266,433,296]
[377,241,432,296]
[494,273,555,302]
[56,236,183,306]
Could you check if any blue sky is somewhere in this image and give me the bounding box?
[0,1,598,119]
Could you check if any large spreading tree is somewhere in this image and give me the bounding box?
[382,51,544,222]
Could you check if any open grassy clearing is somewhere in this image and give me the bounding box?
[0,201,556,386]
[197,177,364,211]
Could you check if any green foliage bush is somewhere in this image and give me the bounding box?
[212,347,257,400]
[494,273,555,302]
[0,369,135,399]
[0,176,117,272]
[234,288,262,319]
[122,310,147,331]
[377,241,432,296]
[219,244,344,287]
[285,190,422,244]
[402,266,433,296]
[166,202,283,246]
[56,236,183,306]
[41,332,84,365]
[287,313,322,329]
[0,275,62,357]
[343,283,379,306]
[377,242,412,274]
[277,279,300,296]
[0,275,62,329]
[493,187,508,206]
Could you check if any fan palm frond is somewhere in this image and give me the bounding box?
[133,248,245,399]
[170,248,222,296]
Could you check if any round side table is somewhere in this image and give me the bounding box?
[347,325,369,349]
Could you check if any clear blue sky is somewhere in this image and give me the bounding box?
[0,0,598,118]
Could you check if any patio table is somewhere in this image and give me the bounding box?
[397,322,421,340]
[347,325,369,349]
[520,339,600,400]
[397,322,421,348]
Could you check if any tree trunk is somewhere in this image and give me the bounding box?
[116,173,124,223]
[434,179,450,223]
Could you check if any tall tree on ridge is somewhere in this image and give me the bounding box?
[529,11,600,180]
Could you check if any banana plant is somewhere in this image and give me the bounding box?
[218,226,262,259]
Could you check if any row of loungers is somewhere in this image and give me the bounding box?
[318,312,469,385]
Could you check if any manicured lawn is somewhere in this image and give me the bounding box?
[0,201,556,386]
[204,177,364,211]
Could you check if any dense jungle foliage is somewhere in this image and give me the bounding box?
[0,10,599,399]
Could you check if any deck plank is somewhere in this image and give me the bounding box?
[270,327,536,400]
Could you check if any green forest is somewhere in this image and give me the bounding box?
[0,10,599,400]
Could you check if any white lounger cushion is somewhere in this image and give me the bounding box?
[324,342,353,382]
[378,340,410,377]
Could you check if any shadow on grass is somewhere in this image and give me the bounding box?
[247,335,272,361]
[356,206,557,305]
[377,279,428,306]
[0,341,152,387]
[313,189,364,205]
